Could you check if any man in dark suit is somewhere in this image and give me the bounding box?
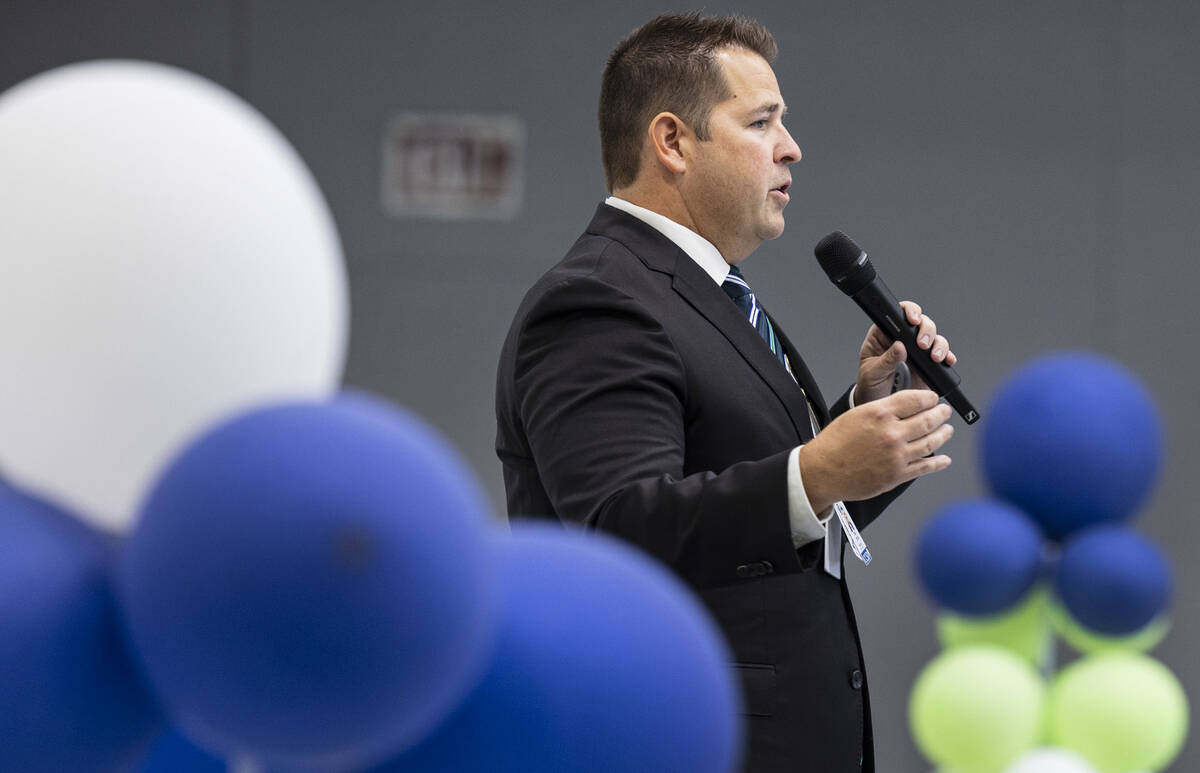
[495,13,957,772]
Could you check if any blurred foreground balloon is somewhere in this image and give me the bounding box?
[136,728,226,773]
[1002,747,1098,773]
[910,646,1045,773]
[937,589,1052,666]
[981,353,1162,540]
[915,499,1044,616]
[0,484,161,772]
[0,60,347,531]
[1048,653,1187,773]
[1053,526,1171,637]
[1049,604,1169,655]
[117,394,496,771]
[372,524,743,773]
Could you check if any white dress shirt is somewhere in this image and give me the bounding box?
[605,196,833,548]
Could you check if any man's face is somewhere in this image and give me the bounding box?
[682,48,801,263]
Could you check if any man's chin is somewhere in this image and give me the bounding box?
[759,219,787,241]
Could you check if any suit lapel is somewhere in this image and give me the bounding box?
[769,315,831,428]
[671,263,816,442]
[588,202,819,442]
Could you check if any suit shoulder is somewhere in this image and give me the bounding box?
[517,232,663,318]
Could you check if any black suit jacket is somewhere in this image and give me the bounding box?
[496,203,904,772]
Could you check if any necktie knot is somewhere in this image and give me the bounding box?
[721,266,788,371]
[721,265,754,302]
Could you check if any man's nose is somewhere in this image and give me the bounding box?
[778,129,801,164]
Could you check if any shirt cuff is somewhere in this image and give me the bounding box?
[786,446,833,548]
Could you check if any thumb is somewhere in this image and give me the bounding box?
[862,341,906,386]
[871,341,906,370]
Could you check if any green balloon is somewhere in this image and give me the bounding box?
[1049,603,1170,655]
[910,646,1046,772]
[938,588,1053,667]
[1049,653,1188,773]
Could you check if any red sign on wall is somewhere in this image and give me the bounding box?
[381,113,524,220]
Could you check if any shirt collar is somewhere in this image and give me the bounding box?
[605,196,730,286]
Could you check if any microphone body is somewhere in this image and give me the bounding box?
[815,232,979,424]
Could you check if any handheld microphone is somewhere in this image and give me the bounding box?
[814,231,979,425]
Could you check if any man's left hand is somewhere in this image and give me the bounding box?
[855,301,956,404]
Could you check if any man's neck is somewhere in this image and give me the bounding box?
[610,185,695,234]
[605,196,731,286]
[610,184,755,265]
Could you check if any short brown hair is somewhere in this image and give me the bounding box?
[599,12,777,191]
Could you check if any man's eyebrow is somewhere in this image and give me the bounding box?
[749,102,788,117]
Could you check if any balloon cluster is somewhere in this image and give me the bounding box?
[909,353,1188,773]
[2,395,743,773]
[0,62,743,773]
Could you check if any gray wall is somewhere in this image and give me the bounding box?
[5,1,1198,769]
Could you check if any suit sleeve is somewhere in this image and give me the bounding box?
[512,276,800,588]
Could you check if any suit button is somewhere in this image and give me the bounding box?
[736,561,774,578]
[849,669,864,690]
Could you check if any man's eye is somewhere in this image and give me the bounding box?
[750,120,767,129]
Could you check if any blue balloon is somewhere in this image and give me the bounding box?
[136,728,226,772]
[1054,526,1172,636]
[915,498,1044,616]
[369,524,743,773]
[982,352,1162,540]
[0,483,162,772]
[117,393,498,771]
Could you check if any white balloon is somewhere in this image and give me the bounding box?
[1004,747,1099,773]
[0,61,347,530]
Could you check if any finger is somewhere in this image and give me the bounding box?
[930,334,950,362]
[901,300,923,326]
[898,403,953,442]
[902,454,953,480]
[883,388,941,418]
[915,315,938,350]
[906,420,955,458]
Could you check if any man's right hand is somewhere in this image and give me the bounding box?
[797,389,954,513]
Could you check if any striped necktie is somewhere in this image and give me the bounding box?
[721,265,850,577]
[721,265,789,369]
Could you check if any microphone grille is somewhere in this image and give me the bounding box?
[814,231,865,280]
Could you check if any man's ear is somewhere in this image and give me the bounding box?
[647,112,690,175]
